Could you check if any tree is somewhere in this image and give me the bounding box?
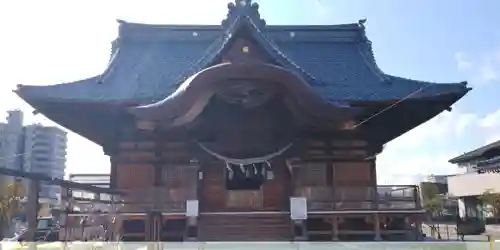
[478,189,500,217]
[424,197,445,216]
[420,182,444,216]
[421,182,440,201]
[0,180,25,239]
[419,182,446,238]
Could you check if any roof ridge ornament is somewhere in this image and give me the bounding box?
[222,0,266,29]
[357,18,367,29]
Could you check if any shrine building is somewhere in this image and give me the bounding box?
[15,0,470,242]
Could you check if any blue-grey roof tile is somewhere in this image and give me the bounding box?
[16,8,469,104]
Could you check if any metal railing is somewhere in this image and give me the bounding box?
[68,185,420,214]
[297,185,420,211]
[69,187,196,213]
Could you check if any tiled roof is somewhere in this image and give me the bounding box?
[15,0,469,105]
[476,156,500,169]
[449,139,500,164]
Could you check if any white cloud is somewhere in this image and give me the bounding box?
[377,111,473,182]
[455,53,473,71]
[480,108,500,144]
[377,107,500,184]
[312,0,333,22]
[479,108,500,128]
[0,1,495,187]
[383,111,478,152]
[377,153,457,184]
[456,50,500,84]
[478,57,499,83]
[486,134,500,144]
[0,1,231,177]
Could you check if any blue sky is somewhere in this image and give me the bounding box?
[0,0,499,184]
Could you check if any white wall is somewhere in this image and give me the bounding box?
[447,173,500,197]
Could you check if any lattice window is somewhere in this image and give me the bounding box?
[163,165,197,188]
[296,163,327,186]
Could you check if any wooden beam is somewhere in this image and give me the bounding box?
[0,168,123,194]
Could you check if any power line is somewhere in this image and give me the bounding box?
[351,81,436,129]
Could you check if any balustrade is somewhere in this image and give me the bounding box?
[295,185,421,211]
[69,187,196,214]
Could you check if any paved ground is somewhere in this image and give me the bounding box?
[423,223,500,242]
[1,241,500,250]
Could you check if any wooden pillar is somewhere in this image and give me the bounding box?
[414,186,422,209]
[146,211,161,242]
[26,180,40,248]
[146,212,161,250]
[373,213,382,241]
[185,216,198,241]
[107,110,122,189]
[415,216,423,240]
[331,215,339,241]
[293,220,307,241]
[108,196,118,241]
[59,187,70,242]
[153,127,163,188]
[369,159,379,210]
[110,157,118,189]
[142,125,162,243]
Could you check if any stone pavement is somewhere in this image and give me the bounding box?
[423,223,500,242]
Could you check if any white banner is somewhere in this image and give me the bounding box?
[186,200,199,217]
[290,197,307,220]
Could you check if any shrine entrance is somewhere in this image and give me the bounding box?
[225,162,270,191]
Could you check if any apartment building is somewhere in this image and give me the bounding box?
[0,110,68,200]
[0,110,25,183]
[448,140,500,198]
[448,140,500,219]
[0,111,24,168]
[23,124,67,199]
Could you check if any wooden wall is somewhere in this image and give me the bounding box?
[116,164,154,189]
[293,160,376,210]
[199,161,225,211]
[293,137,378,210]
[111,138,196,213]
[111,128,380,213]
[263,159,290,210]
